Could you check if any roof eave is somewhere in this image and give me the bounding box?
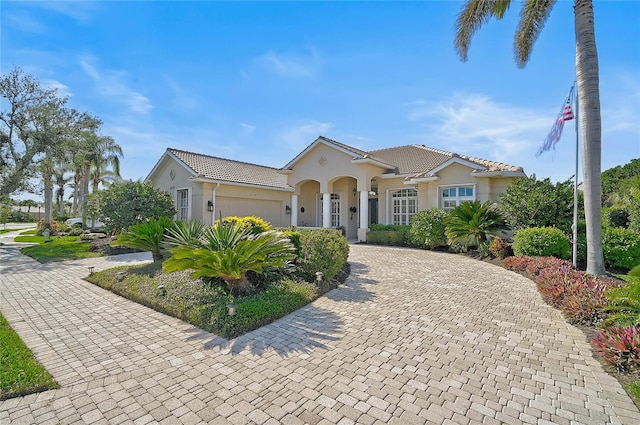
[189,176,294,192]
[408,176,440,184]
[379,172,415,179]
[471,170,526,178]
[350,157,395,169]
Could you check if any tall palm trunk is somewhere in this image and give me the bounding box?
[80,161,91,224]
[42,158,54,228]
[575,0,604,275]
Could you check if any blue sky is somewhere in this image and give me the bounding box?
[2,1,639,199]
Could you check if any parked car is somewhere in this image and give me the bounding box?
[66,217,106,228]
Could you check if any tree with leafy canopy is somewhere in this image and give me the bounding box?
[499,174,576,235]
[0,67,61,198]
[89,180,176,233]
[454,0,605,274]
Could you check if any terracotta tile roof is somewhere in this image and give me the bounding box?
[369,145,451,174]
[369,144,523,176]
[168,148,291,190]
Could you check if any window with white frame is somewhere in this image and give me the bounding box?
[177,189,189,221]
[441,185,474,210]
[391,188,417,225]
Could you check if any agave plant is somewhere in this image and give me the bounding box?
[163,223,295,292]
[111,216,175,262]
[445,200,508,251]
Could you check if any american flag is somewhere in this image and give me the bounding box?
[536,89,575,157]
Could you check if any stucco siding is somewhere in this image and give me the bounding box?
[212,184,290,227]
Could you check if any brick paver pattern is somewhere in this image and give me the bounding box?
[0,233,638,424]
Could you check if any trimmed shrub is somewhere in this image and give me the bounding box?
[489,237,513,259]
[367,230,407,246]
[591,326,640,372]
[409,209,449,249]
[512,227,570,259]
[602,227,640,270]
[216,216,272,234]
[298,229,349,282]
[367,225,412,247]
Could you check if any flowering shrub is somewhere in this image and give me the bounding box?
[489,237,513,259]
[536,266,621,325]
[36,219,60,235]
[591,326,640,372]
[216,216,272,234]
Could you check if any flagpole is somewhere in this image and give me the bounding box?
[572,83,579,267]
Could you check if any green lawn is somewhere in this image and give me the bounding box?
[0,312,58,400]
[19,236,102,262]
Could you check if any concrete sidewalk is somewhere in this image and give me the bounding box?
[0,243,638,424]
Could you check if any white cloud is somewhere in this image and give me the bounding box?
[80,59,153,114]
[44,80,72,98]
[407,93,551,164]
[257,48,320,78]
[239,123,256,137]
[276,120,334,152]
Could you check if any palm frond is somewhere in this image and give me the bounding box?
[455,0,512,62]
[515,0,557,67]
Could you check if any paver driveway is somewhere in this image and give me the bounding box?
[1,239,638,424]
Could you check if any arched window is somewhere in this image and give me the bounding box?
[391,188,417,225]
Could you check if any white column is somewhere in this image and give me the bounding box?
[291,194,298,227]
[322,192,331,228]
[358,190,369,242]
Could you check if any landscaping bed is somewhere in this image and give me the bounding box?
[86,261,349,340]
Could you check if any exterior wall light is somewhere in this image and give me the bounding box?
[285,205,291,214]
[207,200,214,212]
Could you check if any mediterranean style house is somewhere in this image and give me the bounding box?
[146,136,525,241]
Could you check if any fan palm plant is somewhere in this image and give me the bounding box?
[445,200,508,251]
[163,223,295,292]
[162,219,207,252]
[111,216,175,262]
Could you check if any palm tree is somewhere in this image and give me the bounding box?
[53,165,71,216]
[454,0,604,275]
[89,135,123,194]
